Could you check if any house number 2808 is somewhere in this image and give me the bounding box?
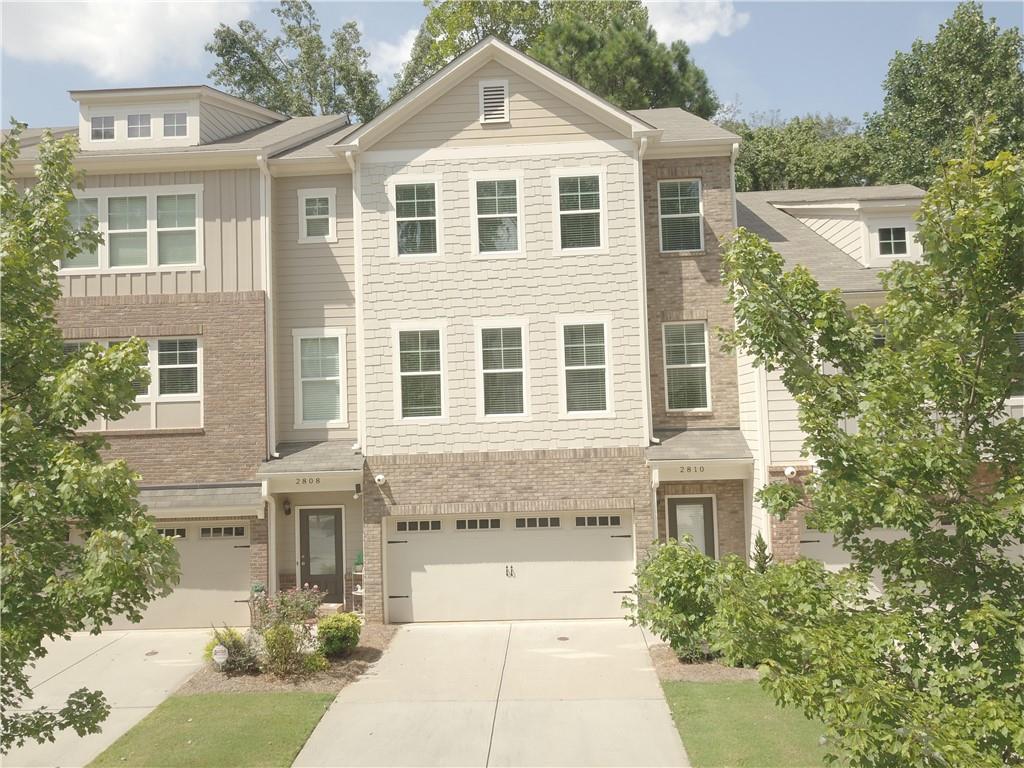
[295,476,322,486]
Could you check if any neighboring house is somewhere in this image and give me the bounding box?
[15,39,1012,627]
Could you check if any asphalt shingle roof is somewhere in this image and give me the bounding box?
[259,442,364,474]
[628,108,740,143]
[647,429,753,462]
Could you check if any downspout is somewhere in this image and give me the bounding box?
[634,136,655,444]
[344,149,367,455]
[257,155,278,460]
[261,481,277,595]
[730,141,739,228]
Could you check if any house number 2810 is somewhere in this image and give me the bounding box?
[295,476,322,486]
[679,465,705,474]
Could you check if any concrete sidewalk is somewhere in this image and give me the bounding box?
[4,629,207,768]
[295,619,689,768]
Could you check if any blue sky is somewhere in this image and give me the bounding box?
[2,1,1020,128]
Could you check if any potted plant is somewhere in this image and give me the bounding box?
[353,551,364,575]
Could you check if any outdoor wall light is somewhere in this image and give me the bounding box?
[354,483,362,499]
[283,499,292,516]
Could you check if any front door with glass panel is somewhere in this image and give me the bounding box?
[299,508,344,602]
[668,497,716,557]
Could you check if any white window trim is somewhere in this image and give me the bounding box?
[478,79,510,124]
[658,178,705,254]
[386,175,444,259]
[296,187,338,244]
[666,494,720,559]
[292,327,348,429]
[550,167,609,256]
[163,111,189,138]
[58,185,204,275]
[467,170,525,259]
[392,320,448,422]
[126,113,152,140]
[662,321,713,413]
[556,315,614,420]
[90,115,115,142]
[80,102,196,149]
[473,317,530,422]
[878,226,908,256]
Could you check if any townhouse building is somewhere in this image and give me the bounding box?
[15,38,975,629]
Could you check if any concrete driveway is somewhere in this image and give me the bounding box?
[295,620,689,767]
[4,629,207,768]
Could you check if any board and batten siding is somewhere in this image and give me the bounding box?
[60,169,263,297]
[736,349,770,549]
[794,214,864,262]
[272,173,358,443]
[359,149,648,455]
[199,103,271,144]
[372,60,621,151]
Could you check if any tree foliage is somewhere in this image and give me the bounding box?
[866,1,1024,188]
[206,0,382,122]
[0,125,180,752]
[390,0,718,117]
[720,120,1024,766]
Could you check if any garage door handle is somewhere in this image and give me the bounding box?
[388,595,409,599]
[233,599,250,603]
[612,590,632,594]
[388,539,408,544]
[610,534,632,539]
[234,544,250,549]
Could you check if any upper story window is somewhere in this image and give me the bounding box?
[562,322,609,415]
[663,322,710,411]
[398,328,443,418]
[163,112,187,137]
[63,198,99,269]
[107,196,148,267]
[157,339,199,396]
[90,116,114,141]
[395,182,437,256]
[293,329,346,428]
[481,326,525,416]
[658,180,703,252]
[557,174,602,251]
[297,188,337,244]
[879,227,907,255]
[156,194,197,265]
[127,114,151,138]
[475,179,519,254]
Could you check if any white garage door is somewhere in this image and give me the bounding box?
[108,521,252,629]
[386,513,635,623]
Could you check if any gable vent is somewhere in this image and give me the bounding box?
[479,80,509,124]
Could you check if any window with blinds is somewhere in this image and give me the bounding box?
[63,197,99,268]
[396,183,437,255]
[481,327,524,415]
[563,323,607,413]
[558,175,601,250]
[157,338,199,396]
[298,335,342,423]
[476,180,518,253]
[304,197,330,237]
[399,329,443,417]
[664,323,709,410]
[659,180,702,252]
[156,194,197,265]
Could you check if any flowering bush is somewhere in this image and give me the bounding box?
[250,585,324,633]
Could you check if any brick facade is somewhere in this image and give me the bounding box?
[765,465,814,562]
[56,291,267,485]
[642,156,739,431]
[249,516,269,591]
[655,479,746,558]
[359,448,652,622]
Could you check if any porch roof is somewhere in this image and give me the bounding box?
[647,429,753,462]
[138,483,264,517]
[258,441,364,475]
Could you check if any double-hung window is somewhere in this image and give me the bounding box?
[557,175,602,250]
[398,329,443,418]
[663,322,710,411]
[562,322,608,414]
[157,339,199,396]
[481,327,525,416]
[659,180,703,252]
[475,179,519,254]
[156,194,197,265]
[294,329,345,427]
[107,196,148,267]
[879,227,907,255]
[395,182,437,255]
[163,112,187,137]
[127,114,151,138]
[90,116,114,141]
[297,188,336,243]
[63,197,99,269]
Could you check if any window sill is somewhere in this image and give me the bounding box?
[297,237,338,245]
[558,411,616,421]
[294,420,349,430]
[471,251,524,260]
[556,247,608,257]
[659,249,706,257]
[59,265,204,276]
[80,427,205,437]
[394,416,449,424]
[475,413,531,423]
[666,408,714,415]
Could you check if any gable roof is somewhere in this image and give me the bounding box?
[629,108,739,144]
[69,84,286,123]
[334,37,659,154]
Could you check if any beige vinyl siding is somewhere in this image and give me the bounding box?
[199,103,272,143]
[794,214,864,261]
[737,350,770,550]
[766,368,807,464]
[372,60,622,151]
[60,169,263,297]
[272,174,357,443]
[359,148,648,454]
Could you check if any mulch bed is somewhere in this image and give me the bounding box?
[648,642,760,683]
[175,622,397,695]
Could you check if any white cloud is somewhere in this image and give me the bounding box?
[644,1,750,45]
[368,27,418,81]
[1,1,253,81]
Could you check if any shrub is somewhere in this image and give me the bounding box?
[318,613,362,657]
[208,625,261,676]
[303,652,330,674]
[625,538,721,661]
[263,623,307,678]
[751,531,774,573]
[250,585,324,633]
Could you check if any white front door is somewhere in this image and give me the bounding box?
[386,513,635,623]
[674,504,707,554]
[667,497,716,557]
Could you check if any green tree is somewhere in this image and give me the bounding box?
[720,120,1024,766]
[390,0,717,117]
[0,126,180,752]
[725,114,874,192]
[206,0,382,122]
[866,1,1024,188]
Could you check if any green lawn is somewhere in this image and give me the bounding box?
[89,692,334,768]
[662,681,827,768]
